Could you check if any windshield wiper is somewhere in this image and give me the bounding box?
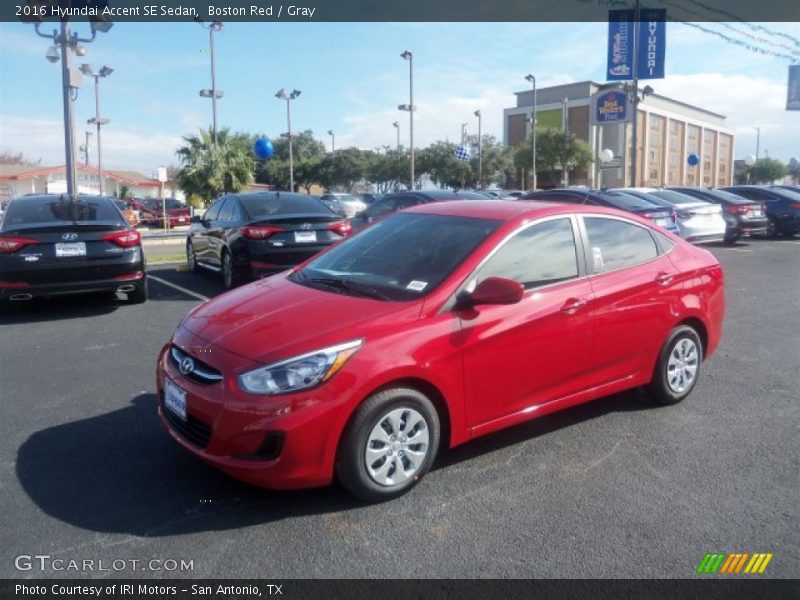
[306,277,393,301]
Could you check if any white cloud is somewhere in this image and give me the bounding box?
[0,114,184,173]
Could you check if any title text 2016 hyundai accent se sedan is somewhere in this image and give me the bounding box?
[157,201,724,502]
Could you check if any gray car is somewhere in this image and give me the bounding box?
[611,187,726,244]
[319,193,367,218]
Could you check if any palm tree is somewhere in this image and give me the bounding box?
[176,128,254,203]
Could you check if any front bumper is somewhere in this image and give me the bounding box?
[155,332,356,490]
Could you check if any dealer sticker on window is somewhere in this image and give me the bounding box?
[592,247,604,270]
[406,280,428,292]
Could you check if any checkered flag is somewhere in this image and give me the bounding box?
[454,144,471,161]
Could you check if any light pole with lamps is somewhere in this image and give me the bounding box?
[474,110,482,188]
[524,74,537,191]
[327,129,335,168]
[80,131,92,166]
[392,121,400,150]
[399,50,414,189]
[460,123,468,144]
[196,20,223,145]
[25,16,113,200]
[754,126,761,162]
[80,64,112,195]
[276,89,301,191]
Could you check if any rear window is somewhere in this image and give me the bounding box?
[164,199,184,209]
[707,189,753,205]
[605,192,661,210]
[651,190,708,205]
[3,196,123,225]
[241,194,333,218]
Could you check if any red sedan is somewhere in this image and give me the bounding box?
[157,201,724,501]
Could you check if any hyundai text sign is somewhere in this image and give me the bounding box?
[607,8,666,81]
[591,89,630,125]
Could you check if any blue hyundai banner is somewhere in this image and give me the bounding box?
[638,9,666,79]
[788,64,800,111]
[607,8,666,81]
[607,9,635,80]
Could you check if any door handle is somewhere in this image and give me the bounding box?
[656,272,674,286]
[560,298,587,315]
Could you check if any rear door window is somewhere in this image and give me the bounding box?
[583,217,658,274]
[217,198,236,222]
[204,198,225,221]
[3,196,124,225]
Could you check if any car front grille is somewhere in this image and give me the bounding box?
[169,345,224,385]
[161,396,212,449]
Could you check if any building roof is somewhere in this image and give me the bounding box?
[513,80,727,120]
[0,163,159,187]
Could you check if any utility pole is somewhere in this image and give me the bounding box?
[474,110,482,189]
[630,0,641,187]
[563,96,570,187]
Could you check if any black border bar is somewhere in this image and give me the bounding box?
[4,0,800,22]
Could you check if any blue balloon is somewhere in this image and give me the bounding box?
[687,153,700,167]
[253,138,274,159]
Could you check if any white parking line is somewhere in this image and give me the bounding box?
[148,274,209,301]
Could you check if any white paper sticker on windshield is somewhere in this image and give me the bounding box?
[406,280,428,292]
[592,247,604,270]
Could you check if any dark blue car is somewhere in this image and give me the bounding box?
[520,188,679,234]
[720,185,800,237]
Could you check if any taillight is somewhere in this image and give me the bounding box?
[101,229,141,248]
[671,209,677,223]
[724,205,748,215]
[790,202,800,209]
[240,225,284,240]
[329,221,352,236]
[114,271,145,281]
[0,236,37,253]
[0,281,30,288]
[708,265,724,282]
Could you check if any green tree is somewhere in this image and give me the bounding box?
[513,127,593,188]
[365,149,410,193]
[464,135,513,188]
[176,128,253,202]
[319,147,370,191]
[749,158,788,184]
[788,159,800,183]
[417,141,473,190]
[253,130,325,192]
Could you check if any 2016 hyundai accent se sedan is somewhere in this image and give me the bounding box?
[157,201,724,502]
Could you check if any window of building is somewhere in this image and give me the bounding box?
[646,114,665,186]
[685,125,701,185]
[667,120,684,185]
[718,134,732,187]
[702,130,717,187]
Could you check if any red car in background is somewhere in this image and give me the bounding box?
[131,197,191,227]
[157,201,724,502]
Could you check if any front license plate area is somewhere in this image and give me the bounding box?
[55,242,87,257]
[294,231,317,243]
[164,378,187,421]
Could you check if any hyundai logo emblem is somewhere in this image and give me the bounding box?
[300,223,314,230]
[62,233,78,241]
[179,357,195,375]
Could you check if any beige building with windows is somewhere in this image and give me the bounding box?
[504,81,734,189]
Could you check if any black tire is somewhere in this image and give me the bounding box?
[186,239,199,273]
[766,218,779,238]
[221,250,239,290]
[337,387,440,502]
[723,233,740,245]
[128,279,148,304]
[647,325,703,405]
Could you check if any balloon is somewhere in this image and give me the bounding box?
[687,153,700,167]
[253,138,274,159]
[454,144,471,161]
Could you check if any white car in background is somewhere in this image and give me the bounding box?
[612,187,726,244]
[319,193,367,218]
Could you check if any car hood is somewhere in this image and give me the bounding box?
[181,274,422,364]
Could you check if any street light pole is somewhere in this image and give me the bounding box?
[327,129,335,166]
[754,126,761,162]
[82,131,92,165]
[460,123,467,144]
[28,17,113,201]
[82,65,113,195]
[393,121,400,150]
[197,21,223,145]
[401,50,414,189]
[525,74,537,191]
[276,89,301,191]
[474,110,482,189]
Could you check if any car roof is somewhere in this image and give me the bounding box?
[407,199,633,222]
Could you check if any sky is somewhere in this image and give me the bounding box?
[0,20,798,174]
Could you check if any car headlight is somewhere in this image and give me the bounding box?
[238,339,363,395]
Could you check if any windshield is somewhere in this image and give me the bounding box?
[290,212,500,301]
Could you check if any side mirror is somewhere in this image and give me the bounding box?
[190,215,201,224]
[467,276,524,306]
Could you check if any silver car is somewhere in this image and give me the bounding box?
[319,193,367,219]
[612,187,726,244]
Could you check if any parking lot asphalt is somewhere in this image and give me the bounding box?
[1,237,798,579]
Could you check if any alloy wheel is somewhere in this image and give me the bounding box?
[666,338,699,394]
